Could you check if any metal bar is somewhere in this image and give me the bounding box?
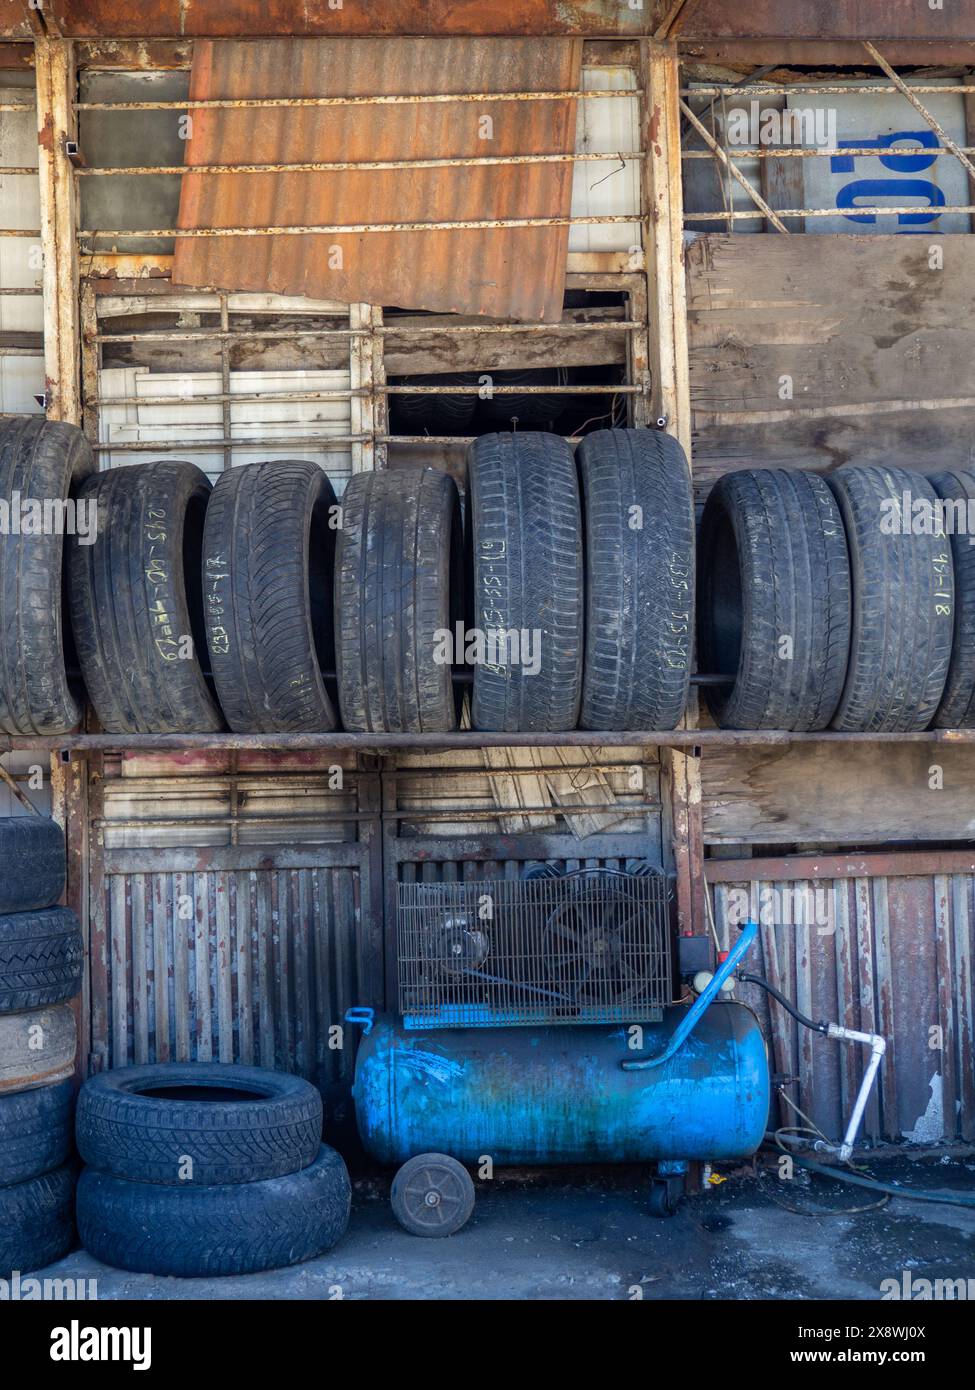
[679,97,789,234]
[0,103,34,111]
[681,146,975,159]
[0,287,42,295]
[91,436,368,453]
[93,321,639,343]
[12,729,975,754]
[78,215,643,239]
[77,152,646,176]
[681,85,975,97]
[0,229,41,237]
[74,91,634,112]
[685,205,975,220]
[90,384,638,407]
[0,167,40,175]
[93,803,657,830]
[862,41,975,188]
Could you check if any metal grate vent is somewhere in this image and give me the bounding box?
[397,869,672,1029]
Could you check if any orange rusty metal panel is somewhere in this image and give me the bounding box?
[172,37,582,322]
[674,0,975,40]
[37,1,653,38]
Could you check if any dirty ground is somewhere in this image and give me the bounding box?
[35,1149,975,1301]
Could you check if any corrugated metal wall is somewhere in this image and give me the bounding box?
[85,751,382,1137]
[711,861,975,1146]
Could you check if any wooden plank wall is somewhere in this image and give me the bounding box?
[686,233,975,502]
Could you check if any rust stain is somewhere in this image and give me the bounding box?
[32,1,651,38]
[172,36,582,322]
[37,116,55,151]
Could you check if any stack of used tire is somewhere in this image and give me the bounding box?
[696,465,964,732]
[0,415,697,740]
[0,816,83,1278]
[75,1062,351,1276]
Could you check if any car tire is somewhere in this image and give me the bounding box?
[76,1063,323,1185]
[77,1143,351,1276]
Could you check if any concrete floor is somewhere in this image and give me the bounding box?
[40,1150,975,1301]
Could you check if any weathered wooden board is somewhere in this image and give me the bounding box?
[702,741,975,844]
[686,233,975,494]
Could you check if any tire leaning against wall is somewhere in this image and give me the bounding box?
[0,817,65,915]
[68,460,223,734]
[0,418,94,735]
[202,460,339,733]
[697,468,851,730]
[335,468,464,732]
[827,466,953,732]
[578,428,695,731]
[77,1144,351,1276]
[928,469,975,728]
[468,432,584,733]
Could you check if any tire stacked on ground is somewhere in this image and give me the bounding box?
[0,816,81,1277]
[0,418,94,735]
[697,468,852,730]
[75,1063,351,1276]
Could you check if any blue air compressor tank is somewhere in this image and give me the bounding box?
[353,1003,769,1166]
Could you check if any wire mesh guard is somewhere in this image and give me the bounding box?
[397,869,672,1029]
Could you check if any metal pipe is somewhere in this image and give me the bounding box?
[682,145,975,159]
[74,90,635,112]
[685,204,975,221]
[78,214,643,239]
[78,151,645,176]
[622,920,760,1072]
[681,84,975,97]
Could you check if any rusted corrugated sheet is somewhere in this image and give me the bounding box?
[16,2,651,39]
[712,866,975,1146]
[172,37,581,322]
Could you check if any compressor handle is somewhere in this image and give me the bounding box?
[621,919,759,1071]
